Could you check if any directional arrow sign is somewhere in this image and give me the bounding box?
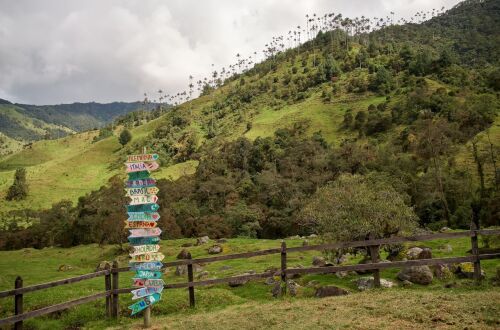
[127,212,160,221]
[127,154,159,163]
[129,195,158,205]
[131,286,163,300]
[126,162,160,173]
[135,270,162,279]
[130,252,165,263]
[125,221,157,229]
[128,236,160,245]
[132,244,160,254]
[128,293,161,315]
[129,261,163,271]
[126,178,156,188]
[128,228,162,238]
[125,187,160,197]
[132,278,165,288]
[128,171,151,181]
[127,203,159,213]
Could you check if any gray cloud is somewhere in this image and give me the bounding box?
[0,0,461,104]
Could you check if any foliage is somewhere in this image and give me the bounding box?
[300,173,418,241]
[118,129,132,146]
[6,168,28,201]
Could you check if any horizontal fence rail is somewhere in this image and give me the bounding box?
[0,228,499,327]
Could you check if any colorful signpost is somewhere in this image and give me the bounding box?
[125,149,163,318]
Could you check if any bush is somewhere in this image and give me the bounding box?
[119,129,132,146]
[6,168,28,201]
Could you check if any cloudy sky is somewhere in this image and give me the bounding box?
[0,0,461,105]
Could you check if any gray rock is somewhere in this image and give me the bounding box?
[272,282,282,297]
[335,271,349,279]
[397,265,433,285]
[175,265,187,276]
[196,236,210,245]
[308,234,318,238]
[196,271,209,279]
[287,280,299,297]
[440,244,453,253]
[265,277,275,285]
[208,244,223,254]
[315,286,349,298]
[58,264,73,272]
[95,261,112,271]
[418,248,432,259]
[433,263,452,280]
[355,277,395,291]
[228,274,250,287]
[306,280,319,287]
[439,227,451,232]
[312,256,326,267]
[302,240,309,246]
[176,249,190,260]
[402,280,413,287]
[406,247,423,260]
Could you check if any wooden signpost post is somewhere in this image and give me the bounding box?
[125,148,162,328]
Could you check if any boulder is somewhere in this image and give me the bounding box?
[439,227,451,232]
[335,271,349,279]
[402,280,413,287]
[265,277,276,285]
[454,262,485,279]
[196,236,210,245]
[418,248,432,259]
[287,280,299,297]
[308,234,318,238]
[312,256,326,267]
[58,264,73,272]
[272,282,282,298]
[315,286,349,298]
[175,265,187,276]
[95,261,112,271]
[176,249,190,260]
[228,274,250,287]
[440,244,453,253]
[354,277,395,291]
[397,265,433,285]
[196,271,209,280]
[208,244,223,254]
[406,247,423,260]
[433,263,452,280]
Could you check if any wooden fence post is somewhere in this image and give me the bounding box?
[470,222,482,283]
[104,264,111,317]
[143,306,151,328]
[187,253,195,308]
[368,233,381,288]
[14,276,23,330]
[281,241,287,295]
[111,261,119,318]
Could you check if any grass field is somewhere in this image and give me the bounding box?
[0,234,498,329]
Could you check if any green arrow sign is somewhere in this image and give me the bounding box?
[128,293,161,315]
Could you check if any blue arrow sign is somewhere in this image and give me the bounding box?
[128,171,150,181]
[127,203,159,212]
[135,270,163,279]
[128,236,160,245]
[129,261,163,271]
[128,293,161,315]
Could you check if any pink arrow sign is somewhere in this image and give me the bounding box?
[126,162,159,173]
[128,228,162,238]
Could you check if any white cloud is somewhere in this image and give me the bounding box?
[0,0,462,104]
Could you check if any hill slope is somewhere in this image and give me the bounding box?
[0,0,498,233]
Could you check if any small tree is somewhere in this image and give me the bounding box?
[119,129,132,146]
[6,168,29,201]
[300,173,417,242]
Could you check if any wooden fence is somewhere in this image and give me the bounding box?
[1,227,499,328]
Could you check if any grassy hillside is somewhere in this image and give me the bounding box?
[0,236,498,329]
